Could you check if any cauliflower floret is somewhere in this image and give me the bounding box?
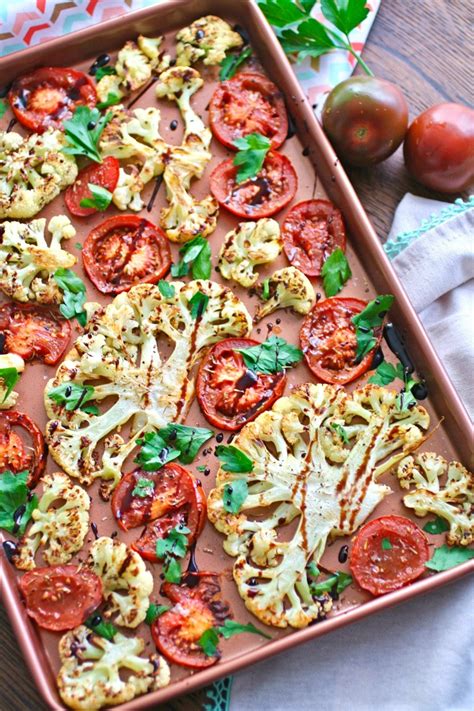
[13,473,90,570]
[218,219,283,287]
[175,15,243,66]
[87,537,153,628]
[57,625,170,710]
[397,453,473,546]
[44,281,251,495]
[0,129,77,219]
[208,383,429,628]
[0,353,24,409]
[0,216,76,303]
[255,266,315,321]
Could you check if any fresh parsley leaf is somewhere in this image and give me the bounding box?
[197,465,207,472]
[352,294,394,361]
[0,471,38,536]
[307,562,320,578]
[0,100,7,119]
[74,242,83,250]
[79,183,113,211]
[54,268,87,326]
[189,291,209,319]
[311,571,352,595]
[368,361,404,386]
[171,260,189,278]
[237,336,303,374]
[280,18,343,61]
[396,379,418,412]
[0,367,20,403]
[321,248,352,297]
[97,92,121,110]
[425,544,474,572]
[48,382,95,412]
[85,614,117,641]
[330,422,349,444]
[321,0,370,36]
[157,424,214,464]
[233,132,271,183]
[81,404,99,416]
[381,537,392,550]
[216,445,254,473]
[132,477,155,498]
[219,46,252,80]
[223,479,249,513]
[423,516,450,535]
[261,279,270,300]
[145,603,170,625]
[174,236,212,280]
[63,106,111,163]
[135,432,180,471]
[163,556,183,583]
[156,525,190,583]
[95,65,117,81]
[199,627,220,656]
[199,619,271,656]
[158,280,175,298]
[257,0,313,27]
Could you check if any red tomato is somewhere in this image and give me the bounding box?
[0,411,47,487]
[300,297,381,385]
[404,103,474,193]
[19,565,103,631]
[350,515,430,595]
[209,72,288,149]
[0,303,71,365]
[210,152,297,219]
[152,573,230,668]
[82,215,172,294]
[196,338,286,431]
[111,464,207,561]
[282,199,347,277]
[8,67,97,133]
[65,156,120,217]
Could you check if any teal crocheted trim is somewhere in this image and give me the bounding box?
[384,195,474,259]
[204,676,234,711]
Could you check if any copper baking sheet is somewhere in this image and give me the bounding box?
[0,1,472,709]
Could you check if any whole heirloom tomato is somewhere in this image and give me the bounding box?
[404,103,474,192]
[322,76,408,166]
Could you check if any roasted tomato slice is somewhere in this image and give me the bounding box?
[0,303,71,366]
[350,515,430,596]
[0,411,47,487]
[152,573,230,668]
[282,199,347,277]
[83,215,172,294]
[19,565,103,631]
[65,156,120,218]
[111,464,207,561]
[209,72,288,149]
[196,338,286,431]
[300,297,381,385]
[210,151,297,219]
[9,67,97,133]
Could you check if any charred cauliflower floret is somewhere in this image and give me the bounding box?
[218,219,283,287]
[255,267,315,321]
[0,353,24,409]
[57,625,170,710]
[87,537,153,627]
[0,129,77,219]
[13,473,90,571]
[45,281,251,494]
[155,66,218,242]
[0,216,76,303]
[175,16,243,66]
[397,453,473,546]
[208,383,429,628]
[95,35,170,103]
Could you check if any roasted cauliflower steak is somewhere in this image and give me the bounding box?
[175,15,243,66]
[0,353,24,409]
[0,216,76,303]
[45,281,251,494]
[57,625,170,710]
[0,129,77,219]
[13,472,90,570]
[208,383,429,628]
[255,266,315,321]
[218,219,283,288]
[397,452,473,546]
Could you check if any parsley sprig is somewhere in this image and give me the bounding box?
[223,479,249,513]
[156,524,190,583]
[199,619,271,657]
[135,424,213,470]
[171,236,212,279]
[233,133,271,183]
[216,445,254,473]
[237,336,303,374]
[368,359,423,412]
[310,570,353,596]
[0,100,7,119]
[79,183,113,211]
[219,46,252,80]
[321,248,351,297]
[145,603,170,625]
[0,471,38,536]
[48,382,98,415]
[352,294,394,362]
[62,106,111,163]
[0,367,21,404]
[426,545,474,572]
[132,477,155,498]
[54,268,87,327]
[85,614,117,641]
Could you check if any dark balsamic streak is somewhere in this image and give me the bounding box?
[6,118,17,133]
[146,174,163,212]
[127,77,158,109]
[383,323,414,374]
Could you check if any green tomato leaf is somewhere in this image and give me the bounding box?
[79,183,113,211]
[423,516,450,535]
[425,545,474,572]
[0,367,20,403]
[233,132,271,183]
[216,445,254,473]
[219,46,252,80]
[223,479,249,513]
[0,470,38,536]
[158,280,175,299]
[132,477,155,498]
[237,336,303,374]
[321,0,370,36]
[85,614,117,641]
[321,247,352,297]
[189,291,209,319]
[145,603,170,625]
[135,432,181,471]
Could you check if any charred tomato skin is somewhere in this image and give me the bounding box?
[0,410,47,487]
[65,156,120,217]
[322,76,408,166]
[196,337,286,431]
[0,303,71,365]
[350,515,430,596]
[209,72,288,149]
[403,103,474,192]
